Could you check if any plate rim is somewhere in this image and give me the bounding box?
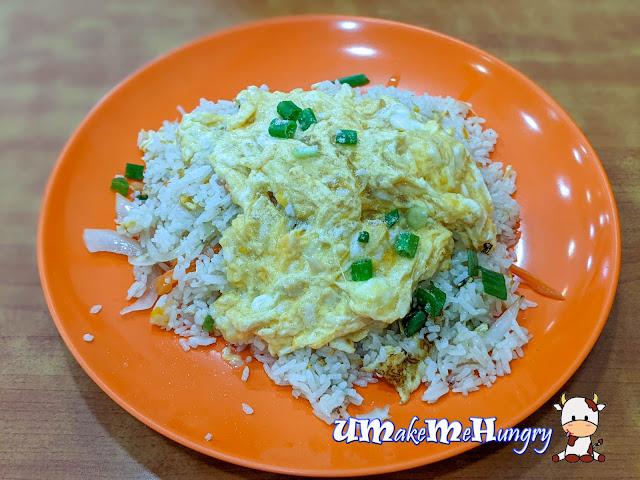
[37,14,622,476]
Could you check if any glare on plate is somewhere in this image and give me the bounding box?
[572,148,583,164]
[515,233,524,263]
[601,259,610,278]
[339,21,359,30]
[346,46,376,57]
[521,112,540,132]
[472,63,489,74]
[557,177,571,198]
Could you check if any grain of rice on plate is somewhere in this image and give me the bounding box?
[84,80,536,424]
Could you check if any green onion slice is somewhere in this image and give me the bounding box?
[396,232,420,258]
[125,163,145,181]
[293,145,319,158]
[467,250,479,277]
[337,73,370,87]
[137,194,148,201]
[385,209,399,228]
[357,231,370,243]
[415,282,446,316]
[277,100,302,121]
[403,310,427,337]
[110,177,129,197]
[479,266,508,300]
[336,129,357,145]
[407,206,429,230]
[269,118,297,139]
[428,282,446,316]
[202,314,214,333]
[298,108,317,131]
[351,258,373,281]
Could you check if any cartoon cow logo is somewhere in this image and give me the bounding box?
[552,393,606,463]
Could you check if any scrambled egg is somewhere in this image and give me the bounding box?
[364,340,432,404]
[178,85,496,356]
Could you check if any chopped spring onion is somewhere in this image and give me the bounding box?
[293,145,319,158]
[357,231,370,243]
[479,266,508,300]
[402,310,427,337]
[125,163,145,181]
[269,118,297,139]
[407,206,429,229]
[415,282,446,317]
[337,73,370,87]
[385,209,399,228]
[298,108,317,131]
[277,100,302,121]
[351,258,373,281]
[395,232,420,258]
[336,129,357,145]
[110,177,129,197]
[137,194,148,201]
[467,249,479,277]
[202,314,214,333]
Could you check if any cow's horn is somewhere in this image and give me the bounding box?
[561,393,567,405]
[593,392,598,403]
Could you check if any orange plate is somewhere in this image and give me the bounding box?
[37,15,620,476]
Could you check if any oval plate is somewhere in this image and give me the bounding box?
[37,15,620,476]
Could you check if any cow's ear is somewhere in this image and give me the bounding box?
[597,404,606,411]
[553,404,563,411]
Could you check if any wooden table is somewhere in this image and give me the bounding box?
[1,0,638,478]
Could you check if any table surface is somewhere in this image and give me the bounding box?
[1,0,638,478]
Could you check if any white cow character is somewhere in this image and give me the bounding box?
[552,393,606,463]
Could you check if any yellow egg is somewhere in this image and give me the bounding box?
[177,85,496,356]
[150,305,169,327]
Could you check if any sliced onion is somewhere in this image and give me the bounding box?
[83,229,143,257]
[120,283,159,315]
[484,296,524,345]
[115,193,133,223]
[356,405,391,421]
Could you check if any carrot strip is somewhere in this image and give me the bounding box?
[154,260,198,295]
[129,180,145,192]
[386,74,400,87]
[186,259,197,273]
[155,269,177,295]
[510,265,565,300]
